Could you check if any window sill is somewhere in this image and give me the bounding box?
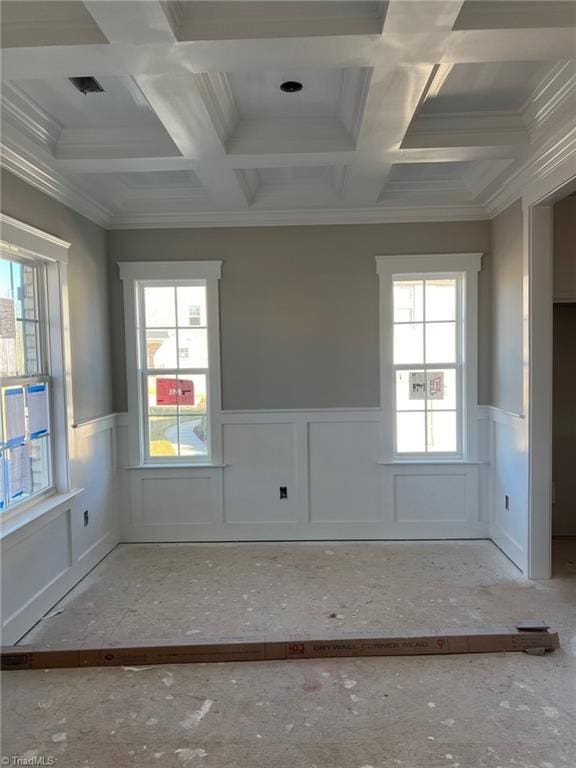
[377,459,485,466]
[0,489,83,540]
[124,463,228,470]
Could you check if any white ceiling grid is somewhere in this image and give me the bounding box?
[0,0,575,227]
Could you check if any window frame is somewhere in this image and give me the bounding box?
[0,214,72,524]
[119,261,222,467]
[376,253,482,463]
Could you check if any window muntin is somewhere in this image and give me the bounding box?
[138,281,210,461]
[0,255,53,512]
[392,276,462,456]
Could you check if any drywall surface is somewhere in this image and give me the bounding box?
[553,302,576,535]
[490,200,524,414]
[0,169,113,422]
[108,221,491,411]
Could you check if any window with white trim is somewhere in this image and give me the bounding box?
[0,255,53,511]
[376,254,481,462]
[393,275,462,455]
[119,262,222,466]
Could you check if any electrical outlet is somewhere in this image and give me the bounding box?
[279,486,288,500]
[505,495,510,511]
[83,510,89,527]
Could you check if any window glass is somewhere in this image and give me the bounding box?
[0,256,52,511]
[393,276,460,455]
[140,283,209,462]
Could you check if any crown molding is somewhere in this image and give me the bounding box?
[521,61,576,138]
[109,204,489,229]
[339,67,373,144]
[194,72,239,146]
[483,122,576,218]
[0,83,62,152]
[402,112,529,149]
[56,125,179,160]
[0,139,113,228]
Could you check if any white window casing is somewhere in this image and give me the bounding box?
[376,253,482,463]
[119,261,223,467]
[0,214,73,525]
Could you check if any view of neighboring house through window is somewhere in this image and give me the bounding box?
[0,255,52,511]
[139,282,209,459]
[393,276,462,455]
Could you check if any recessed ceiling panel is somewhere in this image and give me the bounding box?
[174,2,387,40]
[117,171,202,190]
[257,166,334,185]
[15,77,156,129]
[421,62,553,114]
[454,1,576,30]
[389,162,473,182]
[0,1,107,48]
[229,69,344,120]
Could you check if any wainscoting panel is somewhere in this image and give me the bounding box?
[489,408,528,571]
[119,409,490,542]
[308,421,381,523]
[223,422,299,524]
[1,414,119,644]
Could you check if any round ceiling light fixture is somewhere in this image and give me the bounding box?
[280,80,303,93]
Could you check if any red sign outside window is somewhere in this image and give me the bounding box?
[156,378,195,406]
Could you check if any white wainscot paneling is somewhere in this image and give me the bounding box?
[128,467,223,533]
[382,463,484,538]
[1,506,73,641]
[71,418,118,564]
[118,410,490,541]
[309,421,381,523]
[1,414,119,644]
[223,422,298,524]
[489,409,528,571]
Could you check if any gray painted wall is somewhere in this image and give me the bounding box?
[108,221,492,412]
[489,200,524,414]
[1,170,113,422]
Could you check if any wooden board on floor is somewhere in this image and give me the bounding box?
[1,621,559,670]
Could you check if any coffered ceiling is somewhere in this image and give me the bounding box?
[1,1,575,228]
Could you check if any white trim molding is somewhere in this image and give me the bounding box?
[118,260,223,468]
[118,260,222,282]
[376,253,483,464]
[115,408,488,543]
[0,213,74,501]
[0,213,70,264]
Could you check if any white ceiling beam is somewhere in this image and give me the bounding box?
[2,27,575,80]
[134,73,250,209]
[54,143,522,175]
[342,0,466,206]
[83,1,177,44]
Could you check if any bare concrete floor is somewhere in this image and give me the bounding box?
[2,539,576,768]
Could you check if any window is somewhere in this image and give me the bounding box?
[119,261,222,466]
[140,283,209,460]
[1,255,53,511]
[376,253,481,462]
[393,276,461,455]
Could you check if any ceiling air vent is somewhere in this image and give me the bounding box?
[69,76,104,95]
